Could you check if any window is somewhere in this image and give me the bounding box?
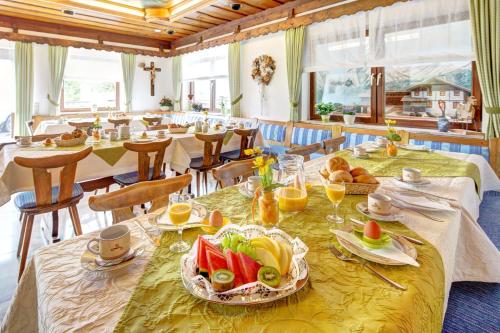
[61,48,122,112]
[181,45,229,112]
[0,40,14,136]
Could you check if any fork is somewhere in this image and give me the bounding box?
[328,245,407,291]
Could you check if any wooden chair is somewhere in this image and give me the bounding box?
[108,118,130,128]
[14,146,93,279]
[323,136,346,154]
[25,120,34,136]
[68,121,94,135]
[89,174,192,224]
[143,116,162,126]
[221,128,259,161]
[113,138,172,187]
[188,131,227,196]
[285,143,322,162]
[147,124,170,131]
[212,159,256,189]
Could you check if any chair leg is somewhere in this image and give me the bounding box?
[196,171,201,197]
[51,211,60,243]
[19,212,23,222]
[203,171,208,195]
[68,205,83,236]
[17,214,27,258]
[18,214,34,281]
[105,186,110,193]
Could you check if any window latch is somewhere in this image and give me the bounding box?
[370,73,375,86]
[376,73,383,86]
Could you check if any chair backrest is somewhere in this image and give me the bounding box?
[88,174,192,223]
[123,138,172,182]
[143,116,162,126]
[258,120,287,144]
[147,124,170,131]
[323,136,346,154]
[195,131,227,168]
[234,128,259,158]
[13,147,93,207]
[290,124,332,147]
[108,118,130,128]
[212,159,256,188]
[15,134,62,142]
[25,120,34,136]
[286,143,321,162]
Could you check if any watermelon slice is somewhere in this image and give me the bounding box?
[207,249,228,278]
[237,252,262,284]
[225,249,244,287]
[197,236,222,277]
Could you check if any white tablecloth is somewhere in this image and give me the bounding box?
[0,130,263,206]
[1,150,499,333]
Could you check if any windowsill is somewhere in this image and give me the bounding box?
[304,119,485,139]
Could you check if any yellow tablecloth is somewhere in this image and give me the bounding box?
[114,187,444,332]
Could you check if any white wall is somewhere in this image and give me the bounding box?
[240,31,290,121]
[32,44,173,115]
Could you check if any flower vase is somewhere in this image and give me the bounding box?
[258,191,279,228]
[386,141,398,157]
[321,115,330,122]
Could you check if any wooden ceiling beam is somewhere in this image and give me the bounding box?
[168,0,220,22]
[169,0,405,55]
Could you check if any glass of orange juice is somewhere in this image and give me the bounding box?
[168,194,193,253]
[321,177,346,224]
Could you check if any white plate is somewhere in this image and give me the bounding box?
[352,153,370,159]
[392,177,431,187]
[156,203,209,230]
[133,137,155,143]
[356,202,403,222]
[16,142,34,148]
[400,144,430,152]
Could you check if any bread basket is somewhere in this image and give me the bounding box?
[54,133,88,147]
[168,127,189,134]
[344,182,379,195]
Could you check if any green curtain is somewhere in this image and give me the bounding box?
[285,26,305,122]
[47,45,68,116]
[15,42,33,136]
[470,0,500,138]
[172,56,182,111]
[121,53,136,112]
[228,42,242,117]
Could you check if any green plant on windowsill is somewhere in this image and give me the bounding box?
[315,102,334,122]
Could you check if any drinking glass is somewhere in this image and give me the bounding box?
[321,177,346,224]
[168,194,193,253]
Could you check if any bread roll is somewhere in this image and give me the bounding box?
[328,170,353,183]
[319,167,330,179]
[60,133,73,141]
[353,175,378,184]
[350,167,369,178]
[325,157,350,173]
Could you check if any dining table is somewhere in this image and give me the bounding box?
[0,128,264,206]
[1,147,499,332]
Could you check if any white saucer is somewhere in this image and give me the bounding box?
[133,138,155,143]
[16,142,33,148]
[352,153,370,159]
[399,144,430,152]
[238,182,255,198]
[392,177,431,187]
[356,202,403,222]
[81,236,144,272]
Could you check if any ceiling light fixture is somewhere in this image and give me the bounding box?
[62,9,75,15]
[229,2,242,10]
[154,28,162,32]
[167,29,175,35]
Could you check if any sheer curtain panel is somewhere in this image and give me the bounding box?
[121,53,136,112]
[15,42,33,136]
[47,45,68,115]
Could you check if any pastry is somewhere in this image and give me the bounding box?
[60,133,73,140]
[319,167,330,179]
[325,157,350,173]
[328,170,353,183]
[350,167,369,177]
[353,174,378,184]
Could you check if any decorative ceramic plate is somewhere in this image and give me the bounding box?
[356,202,403,222]
[181,224,309,305]
[81,236,144,272]
[335,231,417,266]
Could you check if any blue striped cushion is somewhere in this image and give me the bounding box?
[113,168,166,186]
[409,139,490,161]
[259,123,286,142]
[14,184,83,209]
[342,132,384,149]
[291,127,332,146]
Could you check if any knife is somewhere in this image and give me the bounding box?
[350,218,424,245]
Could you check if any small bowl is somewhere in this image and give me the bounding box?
[201,217,230,234]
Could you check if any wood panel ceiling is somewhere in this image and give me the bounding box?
[0,0,293,44]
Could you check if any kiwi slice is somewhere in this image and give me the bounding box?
[258,266,281,288]
[211,269,235,292]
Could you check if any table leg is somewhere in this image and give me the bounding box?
[51,211,60,243]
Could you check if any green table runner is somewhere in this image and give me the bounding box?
[114,187,444,333]
[336,149,481,191]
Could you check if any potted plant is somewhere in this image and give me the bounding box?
[159,97,173,111]
[385,119,401,157]
[192,102,203,112]
[343,111,356,125]
[315,102,334,122]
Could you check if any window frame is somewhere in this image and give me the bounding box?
[181,76,228,113]
[60,81,121,113]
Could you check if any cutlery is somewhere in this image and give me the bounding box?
[350,218,424,245]
[388,187,457,204]
[390,202,445,222]
[328,245,407,291]
[95,249,137,267]
[134,220,157,245]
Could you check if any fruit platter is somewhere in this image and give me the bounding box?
[180,224,309,305]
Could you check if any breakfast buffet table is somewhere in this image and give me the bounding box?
[1,148,500,332]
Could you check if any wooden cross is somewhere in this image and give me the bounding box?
[142,61,161,96]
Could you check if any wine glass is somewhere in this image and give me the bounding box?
[321,177,346,224]
[168,194,193,253]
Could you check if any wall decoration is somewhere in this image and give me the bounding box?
[251,55,276,115]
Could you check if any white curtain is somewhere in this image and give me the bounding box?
[368,0,473,66]
[65,48,122,81]
[182,45,228,81]
[303,12,368,72]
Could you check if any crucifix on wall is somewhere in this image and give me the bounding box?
[139,61,161,96]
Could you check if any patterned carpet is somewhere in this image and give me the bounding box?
[443,191,500,333]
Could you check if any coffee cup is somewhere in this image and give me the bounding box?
[157,130,166,138]
[353,145,366,157]
[376,137,387,147]
[18,136,32,146]
[109,131,118,141]
[246,176,262,193]
[402,168,422,183]
[238,123,245,129]
[367,193,392,216]
[87,225,130,260]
